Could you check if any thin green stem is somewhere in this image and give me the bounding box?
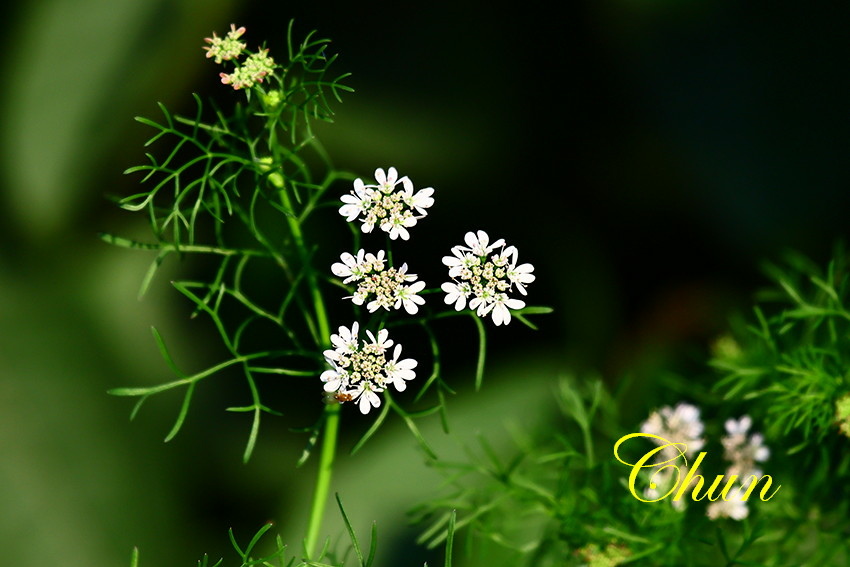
[276,173,337,559]
[582,421,595,469]
[278,179,331,344]
[304,403,340,558]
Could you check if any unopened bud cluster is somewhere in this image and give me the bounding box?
[203,24,276,90]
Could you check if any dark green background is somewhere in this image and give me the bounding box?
[2,2,849,565]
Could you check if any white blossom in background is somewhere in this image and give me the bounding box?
[706,486,750,521]
[721,415,770,480]
[638,402,705,512]
[440,230,535,326]
[704,414,769,522]
[320,323,417,414]
[640,402,705,461]
[331,250,426,314]
[338,167,435,240]
[642,464,705,512]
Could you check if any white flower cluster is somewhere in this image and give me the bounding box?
[640,402,706,508]
[705,493,749,521]
[441,230,535,326]
[721,415,770,479]
[325,166,538,412]
[320,323,417,414]
[706,415,770,521]
[640,402,706,459]
[331,250,425,314]
[339,167,435,240]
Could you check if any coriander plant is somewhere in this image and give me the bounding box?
[105,17,850,567]
[105,21,548,566]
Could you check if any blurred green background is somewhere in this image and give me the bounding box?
[2,1,850,565]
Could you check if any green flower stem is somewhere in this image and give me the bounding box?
[304,402,341,558]
[276,175,337,559]
[276,176,331,345]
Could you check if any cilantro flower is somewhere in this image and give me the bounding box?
[339,167,435,240]
[706,488,749,521]
[721,415,770,480]
[638,402,706,511]
[643,464,697,511]
[320,323,418,414]
[440,230,534,325]
[203,24,247,64]
[640,402,705,460]
[331,250,426,314]
[331,249,377,284]
[220,48,276,90]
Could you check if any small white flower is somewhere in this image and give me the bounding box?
[505,247,536,296]
[643,465,694,511]
[331,250,367,283]
[366,328,393,354]
[339,167,434,239]
[725,415,752,436]
[441,281,471,311]
[339,178,373,225]
[384,344,418,392]
[401,177,435,214]
[464,230,505,256]
[375,167,403,193]
[320,323,418,414]
[706,487,749,521]
[350,382,382,415]
[320,364,344,393]
[395,281,427,314]
[441,230,533,325]
[381,212,417,241]
[441,246,475,279]
[469,292,493,317]
[329,322,360,355]
[640,402,705,460]
[721,415,770,481]
[488,294,526,326]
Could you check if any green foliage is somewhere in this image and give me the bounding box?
[129,497,458,567]
[131,502,402,567]
[105,21,356,462]
[704,246,850,561]
[413,372,850,566]
[413,376,668,566]
[711,245,850,449]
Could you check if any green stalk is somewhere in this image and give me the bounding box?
[277,176,337,559]
[304,403,341,557]
[276,176,331,344]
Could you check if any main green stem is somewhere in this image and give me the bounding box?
[305,403,340,557]
[279,180,336,559]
